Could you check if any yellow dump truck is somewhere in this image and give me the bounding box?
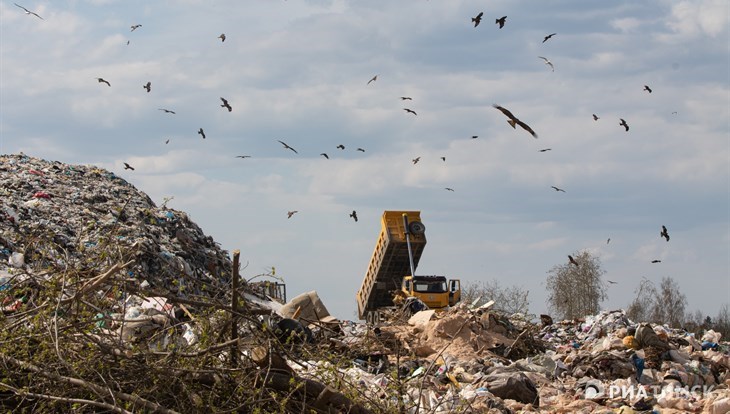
[356,211,461,323]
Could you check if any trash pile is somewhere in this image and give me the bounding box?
[0,154,237,299]
[1,153,728,413]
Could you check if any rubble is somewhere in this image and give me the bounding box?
[1,153,728,412]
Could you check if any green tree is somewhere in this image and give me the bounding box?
[545,250,607,320]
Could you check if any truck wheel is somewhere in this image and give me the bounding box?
[409,221,425,235]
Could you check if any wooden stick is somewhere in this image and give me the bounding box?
[230,250,240,368]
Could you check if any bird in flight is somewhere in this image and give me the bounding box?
[14,3,43,19]
[471,135,478,139]
[651,259,662,263]
[606,238,611,245]
[220,97,232,112]
[143,82,151,93]
[493,104,538,138]
[356,148,365,152]
[123,162,134,171]
[165,139,170,144]
[538,56,554,72]
[130,24,142,32]
[542,33,557,43]
[158,108,176,114]
[367,75,378,85]
[198,128,206,139]
[278,140,298,154]
[400,96,412,100]
[320,153,329,159]
[445,187,454,192]
[235,155,251,159]
[412,157,421,164]
[336,144,345,150]
[472,12,483,27]
[218,33,226,42]
[568,255,579,266]
[495,16,507,28]
[403,108,417,116]
[592,114,600,121]
[660,225,670,242]
[538,148,552,152]
[97,78,111,87]
[440,156,446,162]
[643,85,652,93]
[551,186,566,192]
[607,280,618,284]
[619,118,629,131]
[287,211,298,219]
[349,210,358,222]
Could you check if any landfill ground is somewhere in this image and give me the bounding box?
[1,154,728,413]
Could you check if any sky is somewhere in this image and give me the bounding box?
[1,0,728,322]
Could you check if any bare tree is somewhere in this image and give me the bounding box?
[626,276,687,328]
[684,309,705,334]
[545,250,607,320]
[713,304,730,340]
[626,277,658,322]
[651,276,687,327]
[461,279,530,315]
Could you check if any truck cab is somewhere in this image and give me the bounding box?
[401,275,461,310]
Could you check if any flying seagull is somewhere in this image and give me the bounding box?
[220,97,232,112]
[445,187,454,192]
[643,85,652,93]
[235,155,251,159]
[356,148,365,152]
[539,148,552,152]
[349,210,358,222]
[158,108,176,114]
[493,104,538,138]
[97,78,111,87]
[593,114,600,121]
[412,157,421,164]
[472,12,483,27]
[287,211,298,219]
[400,96,412,100]
[130,24,142,32]
[495,16,507,29]
[143,81,151,93]
[336,144,345,150]
[218,33,226,42]
[619,118,629,131]
[651,259,662,263]
[660,225,670,242]
[278,140,298,154]
[14,3,43,19]
[551,186,566,192]
[403,108,417,116]
[197,128,206,139]
[123,162,134,171]
[538,56,554,72]
[542,33,557,43]
[568,255,579,267]
[320,153,329,159]
[367,75,378,85]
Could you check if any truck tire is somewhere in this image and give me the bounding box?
[409,221,425,235]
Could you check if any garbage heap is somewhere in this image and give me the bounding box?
[293,305,729,413]
[1,154,370,413]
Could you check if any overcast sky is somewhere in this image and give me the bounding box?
[1,0,728,321]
